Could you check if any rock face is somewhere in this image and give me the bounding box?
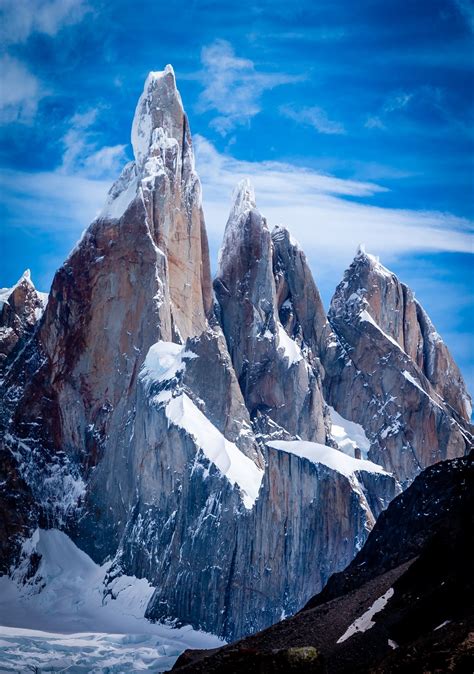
[324,248,472,485]
[214,181,329,444]
[0,270,47,366]
[0,66,471,643]
[172,453,474,673]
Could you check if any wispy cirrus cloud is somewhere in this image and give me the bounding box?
[60,109,127,178]
[193,135,473,270]
[0,0,90,126]
[0,0,89,46]
[280,104,346,135]
[364,86,445,132]
[0,55,47,123]
[192,39,303,135]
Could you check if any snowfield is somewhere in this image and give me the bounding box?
[0,529,223,673]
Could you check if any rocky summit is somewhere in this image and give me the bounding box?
[0,67,472,644]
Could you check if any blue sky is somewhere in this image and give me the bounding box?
[0,0,473,394]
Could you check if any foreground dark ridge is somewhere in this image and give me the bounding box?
[171,453,474,672]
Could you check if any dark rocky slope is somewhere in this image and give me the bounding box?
[171,452,473,672]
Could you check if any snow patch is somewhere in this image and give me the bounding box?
[434,620,451,631]
[329,406,370,460]
[355,246,393,278]
[100,161,138,221]
[277,324,302,366]
[268,440,389,478]
[139,341,196,391]
[402,370,442,409]
[337,588,394,643]
[359,310,402,350]
[166,394,263,509]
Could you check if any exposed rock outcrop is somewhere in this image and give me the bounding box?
[0,270,47,366]
[214,180,329,444]
[324,248,472,485]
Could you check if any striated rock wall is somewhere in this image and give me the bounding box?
[214,180,329,444]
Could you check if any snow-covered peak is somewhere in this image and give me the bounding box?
[131,64,184,168]
[229,178,256,221]
[353,245,393,279]
[1,269,39,306]
[217,179,266,273]
[98,66,196,222]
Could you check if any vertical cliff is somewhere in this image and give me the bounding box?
[214,180,329,444]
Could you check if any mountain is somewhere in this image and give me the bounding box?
[0,269,47,366]
[324,248,472,485]
[214,180,330,443]
[0,65,471,650]
[171,452,474,673]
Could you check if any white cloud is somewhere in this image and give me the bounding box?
[1,134,472,391]
[194,40,303,135]
[366,87,445,132]
[193,135,473,273]
[364,116,385,130]
[0,55,46,123]
[2,133,472,292]
[0,108,127,250]
[60,108,127,179]
[0,0,89,46]
[280,104,346,135]
[364,90,414,133]
[382,92,414,113]
[0,167,110,234]
[0,0,90,126]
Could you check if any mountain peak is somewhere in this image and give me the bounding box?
[230,178,256,220]
[352,244,394,279]
[131,64,184,167]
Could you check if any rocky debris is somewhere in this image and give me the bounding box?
[171,453,474,673]
[0,270,47,367]
[324,248,472,485]
[214,180,329,444]
[174,645,324,673]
